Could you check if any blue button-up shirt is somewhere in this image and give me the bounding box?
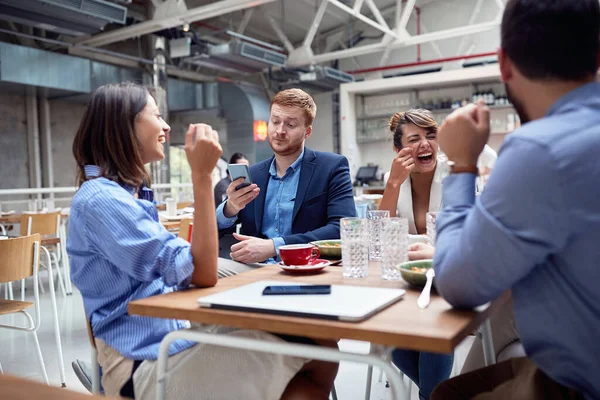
[67,165,195,360]
[433,82,600,399]
[217,150,304,262]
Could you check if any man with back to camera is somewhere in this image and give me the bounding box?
[216,88,356,264]
[430,0,600,399]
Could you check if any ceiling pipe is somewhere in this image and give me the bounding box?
[347,51,497,74]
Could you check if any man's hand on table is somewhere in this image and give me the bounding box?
[230,233,276,264]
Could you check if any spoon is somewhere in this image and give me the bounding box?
[417,268,435,309]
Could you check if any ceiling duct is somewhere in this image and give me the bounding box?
[0,0,127,36]
[271,66,354,92]
[186,40,286,74]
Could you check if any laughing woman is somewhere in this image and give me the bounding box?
[378,109,453,399]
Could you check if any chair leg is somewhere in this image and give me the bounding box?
[20,279,25,301]
[331,383,338,400]
[91,348,101,394]
[50,253,67,299]
[365,364,373,400]
[7,282,14,300]
[0,359,3,374]
[31,331,50,384]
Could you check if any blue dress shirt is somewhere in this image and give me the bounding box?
[433,82,600,399]
[67,165,195,360]
[217,150,304,262]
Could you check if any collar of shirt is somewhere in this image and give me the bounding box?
[84,164,154,203]
[547,81,599,116]
[268,149,305,179]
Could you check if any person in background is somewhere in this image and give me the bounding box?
[431,0,600,398]
[216,88,356,265]
[213,152,250,207]
[68,83,338,400]
[378,109,453,400]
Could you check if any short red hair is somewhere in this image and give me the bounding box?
[270,88,317,126]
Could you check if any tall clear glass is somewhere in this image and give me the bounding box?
[341,218,369,278]
[367,210,390,260]
[426,212,439,246]
[380,218,408,280]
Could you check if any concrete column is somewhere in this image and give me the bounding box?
[39,91,55,198]
[25,86,42,201]
[152,36,170,185]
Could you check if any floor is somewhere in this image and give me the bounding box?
[0,272,474,399]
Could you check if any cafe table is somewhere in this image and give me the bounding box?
[129,262,509,400]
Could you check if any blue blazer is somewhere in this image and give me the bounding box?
[235,148,356,245]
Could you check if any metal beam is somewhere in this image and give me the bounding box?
[353,0,365,13]
[78,0,277,48]
[456,0,485,55]
[394,0,402,35]
[237,8,254,34]
[312,19,499,63]
[303,0,329,49]
[420,22,443,58]
[267,16,295,53]
[398,0,416,30]
[328,0,398,39]
[365,0,389,30]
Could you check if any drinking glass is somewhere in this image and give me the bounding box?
[341,218,369,278]
[367,210,390,260]
[426,212,439,246]
[380,218,408,280]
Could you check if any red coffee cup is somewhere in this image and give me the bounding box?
[279,244,320,266]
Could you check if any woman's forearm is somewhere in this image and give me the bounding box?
[190,174,219,287]
[378,181,401,217]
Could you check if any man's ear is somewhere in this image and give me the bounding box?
[304,125,313,139]
[498,47,512,83]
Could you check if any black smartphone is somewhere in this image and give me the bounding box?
[262,285,332,296]
[228,164,253,190]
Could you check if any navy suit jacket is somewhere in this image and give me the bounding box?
[232,148,356,245]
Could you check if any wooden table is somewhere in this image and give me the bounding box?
[0,375,108,400]
[129,263,509,400]
[160,220,181,231]
[0,213,68,225]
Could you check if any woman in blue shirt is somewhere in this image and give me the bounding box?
[67,83,337,399]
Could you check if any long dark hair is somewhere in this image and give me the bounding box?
[73,82,152,187]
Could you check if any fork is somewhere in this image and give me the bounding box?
[417,268,435,309]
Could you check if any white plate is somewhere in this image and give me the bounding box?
[158,211,193,221]
[278,260,330,272]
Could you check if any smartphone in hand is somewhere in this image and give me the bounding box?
[228,164,253,190]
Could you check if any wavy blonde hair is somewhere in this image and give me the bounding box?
[388,109,438,150]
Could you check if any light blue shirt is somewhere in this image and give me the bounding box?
[433,82,600,399]
[217,150,304,262]
[67,165,195,360]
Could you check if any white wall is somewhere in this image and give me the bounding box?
[306,92,334,153]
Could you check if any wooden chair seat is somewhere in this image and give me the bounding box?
[0,299,34,315]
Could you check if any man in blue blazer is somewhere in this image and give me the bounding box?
[216,88,356,264]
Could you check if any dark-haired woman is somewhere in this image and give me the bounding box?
[378,109,453,400]
[67,83,336,400]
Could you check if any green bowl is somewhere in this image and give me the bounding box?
[398,260,434,287]
[310,240,342,259]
